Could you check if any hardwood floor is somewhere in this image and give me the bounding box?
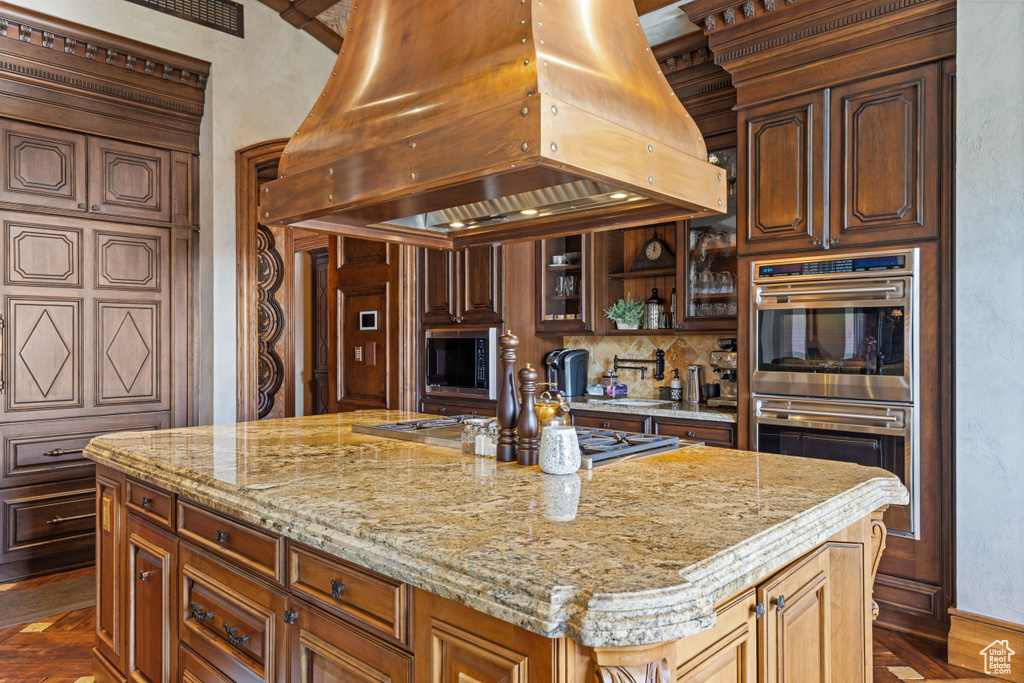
[0,569,999,683]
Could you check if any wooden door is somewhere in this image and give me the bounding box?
[88,137,172,222]
[458,245,503,325]
[287,599,413,683]
[830,64,940,247]
[738,92,827,255]
[677,589,758,683]
[127,515,178,683]
[420,248,456,325]
[760,545,832,683]
[0,120,87,212]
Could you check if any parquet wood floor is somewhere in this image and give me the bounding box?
[0,569,1001,683]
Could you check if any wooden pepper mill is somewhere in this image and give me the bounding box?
[495,331,520,463]
[516,363,540,466]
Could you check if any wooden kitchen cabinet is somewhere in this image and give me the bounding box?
[738,91,828,256]
[288,598,413,683]
[829,64,941,248]
[653,417,737,449]
[0,119,88,212]
[677,589,758,682]
[126,514,178,683]
[535,234,594,335]
[420,245,503,326]
[570,410,650,433]
[87,136,172,223]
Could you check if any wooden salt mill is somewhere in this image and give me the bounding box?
[516,363,540,466]
[495,331,520,463]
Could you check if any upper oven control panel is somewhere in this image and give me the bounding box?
[752,248,918,283]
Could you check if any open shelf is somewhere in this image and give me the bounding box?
[608,268,676,280]
[546,264,583,270]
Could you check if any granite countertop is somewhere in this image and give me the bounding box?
[85,410,906,647]
[566,397,738,423]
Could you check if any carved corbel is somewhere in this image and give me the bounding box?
[592,642,675,683]
[870,508,889,620]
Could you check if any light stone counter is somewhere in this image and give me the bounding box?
[566,398,738,423]
[85,409,907,647]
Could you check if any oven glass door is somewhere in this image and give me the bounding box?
[753,395,915,537]
[753,277,914,402]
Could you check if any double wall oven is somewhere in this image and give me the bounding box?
[751,249,919,537]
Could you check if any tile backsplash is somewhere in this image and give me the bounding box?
[562,334,723,398]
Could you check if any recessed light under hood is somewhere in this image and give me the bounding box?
[260,0,727,249]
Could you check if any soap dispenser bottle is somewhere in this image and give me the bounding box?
[670,368,683,401]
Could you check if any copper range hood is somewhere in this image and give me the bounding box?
[261,0,727,249]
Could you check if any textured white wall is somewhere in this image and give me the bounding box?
[10,0,336,425]
[956,0,1024,625]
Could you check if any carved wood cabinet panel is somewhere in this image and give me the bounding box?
[0,119,87,212]
[420,248,456,325]
[830,64,940,247]
[738,91,827,255]
[88,137,172,222]
[126,514,178,683]
[421,245,503,326]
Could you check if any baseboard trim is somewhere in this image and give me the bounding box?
[948,607,1024,682]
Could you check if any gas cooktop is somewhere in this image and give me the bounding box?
[352,416,701,469]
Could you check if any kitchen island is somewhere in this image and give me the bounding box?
[85,410,907,683]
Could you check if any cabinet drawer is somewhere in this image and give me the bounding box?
[179,645,233,683]
[290,543,409,646]
[0,479,95,564]
[419,399,494,417]
[127,478,174,531]
[654,418,736,448]
[289,598,413,683]
[179,544,288,683]
[0,414,169,488]
[177,501,284,585]
[571,411,651,433]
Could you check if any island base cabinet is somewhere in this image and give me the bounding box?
[127,516,178,683]
[676,589,758,682]
[288,599,412,683]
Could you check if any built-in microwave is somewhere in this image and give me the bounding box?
[424,328,498,400]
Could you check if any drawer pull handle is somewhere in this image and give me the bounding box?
[283,610,298,625]
[43,447,83,458]
[772,595,786,611]
[140,497,153,508]
[188,601,214,624]
[223,622,250,648]
[138,570,152,581]
[46,512,96,525]
[330,579,347,599]
[215,530,229,543]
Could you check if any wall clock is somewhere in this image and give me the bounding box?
[630,232,675,271]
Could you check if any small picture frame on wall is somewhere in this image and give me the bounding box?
[359,311,378,330]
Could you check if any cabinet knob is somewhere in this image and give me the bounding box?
[438,406,446,413]
[456,316,465,323]
[77,202,86,210]
[450,316,457,323]
[141,497,152,508]
[470,410,478,415]
[687,430,696,438]
[138,570,152,582]
[215,530,229,543]
[812,238,822,246]
[830,236,840,245]
[91,205,100,211]
[751,602,766,618]
[602,422,611,428]
[283,610,298,625]
[330,579,347,599]
[583,324,591,332]
[772,595,787,611]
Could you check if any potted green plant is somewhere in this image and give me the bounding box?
[603,294,645,330]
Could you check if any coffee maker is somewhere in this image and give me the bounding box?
[544,348,590,398]
[708,338,738,408]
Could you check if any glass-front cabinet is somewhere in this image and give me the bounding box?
[535,234,594,335]
[678,147,738,332]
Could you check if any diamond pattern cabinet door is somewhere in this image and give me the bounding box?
[0,120,87,212]
[88,137,172,222]
[97,302,160,404]
[5,298,81,413]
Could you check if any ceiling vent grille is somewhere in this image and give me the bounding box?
[122,0,244,38]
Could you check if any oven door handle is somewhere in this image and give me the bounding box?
[756,284,903,301]
[758,407,904,426]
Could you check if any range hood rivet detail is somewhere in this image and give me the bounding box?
[521,143,529,152]
[524,59,530,65]
[264,211,269,218]
[411,142,417,149]
[521,107,529,117]
[411,173,417,180]
[328,168,333,175]
[329,194,333,201]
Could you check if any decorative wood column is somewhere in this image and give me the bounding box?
[591,642,675,683]
[870,507,889,620]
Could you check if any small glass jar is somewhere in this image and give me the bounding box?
[645,288,665,329]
